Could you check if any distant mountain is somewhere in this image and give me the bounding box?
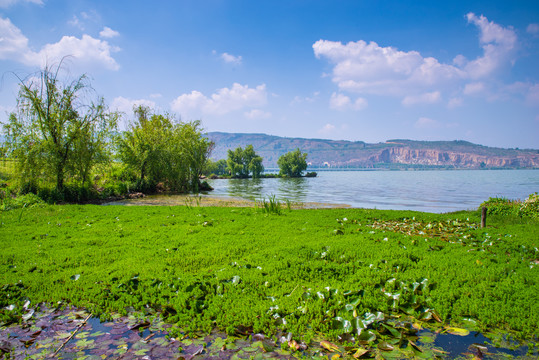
[207,132,539,169]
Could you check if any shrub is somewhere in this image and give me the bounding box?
[519,193,539,219]
[480,197,518,216]
[480,193,539,219]
[0,193,44,210]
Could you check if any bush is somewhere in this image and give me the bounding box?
[1,193,44,210]
[480,193,539,219]
[480,197,517,216]
[519,193,539,219]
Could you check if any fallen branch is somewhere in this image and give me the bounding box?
[51,313,91,358]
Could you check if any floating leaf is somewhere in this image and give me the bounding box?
[381,323,402,339]
[352,347,369,358]
[445,327,470,336]
[377,341,394,351]
[22,309,34,321]
[332,317,352,334]
[320,340,340,352]
[357,330,376,343]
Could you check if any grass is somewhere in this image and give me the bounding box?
[0,204,537,351]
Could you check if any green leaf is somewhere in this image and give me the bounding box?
[445,327,470,336]
[377,341,394,351]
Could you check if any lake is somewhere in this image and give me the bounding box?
[205,169,539,213]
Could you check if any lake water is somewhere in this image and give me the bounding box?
[206,169,539,213]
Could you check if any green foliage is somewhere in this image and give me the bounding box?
[519,193,539,219]
[0,205,537,344]
[278,148,308,177]
[480,193,539,219]
[204,159,228,176]
[0,193,44,211]
[116,106,214,193]
[3,64,117,190]
[256,194,282,214]
[226,145,264,178]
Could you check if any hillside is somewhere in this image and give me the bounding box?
[207,132,539,169]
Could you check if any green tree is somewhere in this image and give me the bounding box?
[3,65,117,191]
[116,106,213,192]
[278,148,308,177]
[204,159,228,176]
[227,145,264,178]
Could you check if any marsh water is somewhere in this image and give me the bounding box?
[205,169,539,213]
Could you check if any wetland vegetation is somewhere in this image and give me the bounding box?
[1,202,538,359]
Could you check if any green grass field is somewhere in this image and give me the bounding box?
[1,204,538,357]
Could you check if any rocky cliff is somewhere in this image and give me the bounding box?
[207,132,539,169]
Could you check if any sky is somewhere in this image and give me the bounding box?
[0,0,538,149]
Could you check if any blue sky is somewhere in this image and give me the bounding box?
[1,0,538,148]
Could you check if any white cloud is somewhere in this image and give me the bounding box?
[149,93,162,99]
[402,91,441,106]
[318,123,336,134]
[329,92,367,111]
[244,109,271,119]
[463,82,485,95]
[220,52,242,65]
[291,92,320,105]
[414,117,440,129]
[527,23,539,36]
[99,26,120,39]
[68,15,84,30]
[0,0,42,8]
[110,96,157,115]
[463,13,517,79]
[0,16,120,70]
[313,39,465,97]
[313,13,520,104]
[171,83,267,117]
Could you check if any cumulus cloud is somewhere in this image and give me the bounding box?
[99,26,120,39]
[171,83,267,117]
[220,52,242,65]
[463,13,517,79]
[0,16,120,70]
[329,92,367,111]
[402,91,441,106]
[313,39,465,97]
[244,109,271,119]
[0,0,42,8]
[110,96,157,115]
[313,13,520,104]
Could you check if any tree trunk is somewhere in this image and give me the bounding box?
[56,166,64,190]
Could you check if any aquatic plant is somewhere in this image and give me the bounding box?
[0,204,537,357]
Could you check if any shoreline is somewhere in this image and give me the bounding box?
[104,193,351,209]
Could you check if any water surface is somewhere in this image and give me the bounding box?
[206,169,538,213]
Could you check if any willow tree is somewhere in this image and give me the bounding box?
[3,64,117,190]
[116,106,213,192]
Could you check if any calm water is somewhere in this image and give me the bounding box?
[206,169,539,213]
